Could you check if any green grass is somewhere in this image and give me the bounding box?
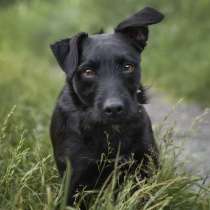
[0,106,210,210]
[0,0,210,209]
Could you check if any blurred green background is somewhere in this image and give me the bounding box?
[0,1,210,209]
[1,0,210,122]
[1,0,210,119]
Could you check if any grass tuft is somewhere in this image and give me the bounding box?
[0,108,209,210]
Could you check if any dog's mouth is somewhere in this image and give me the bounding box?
[103,117,124,125]
[101,111,139,126]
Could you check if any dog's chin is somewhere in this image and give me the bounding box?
[102,118,124,125]
[101,114,138,127]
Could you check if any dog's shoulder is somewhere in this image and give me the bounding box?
[56,85,74,112]
[50,84,81,137]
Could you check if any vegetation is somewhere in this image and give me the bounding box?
[1,106,210,210]
[1,0,210,106]
[0,0,210,209]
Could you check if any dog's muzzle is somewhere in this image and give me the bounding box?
[102,98,126,122]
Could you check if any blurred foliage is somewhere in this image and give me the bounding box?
[0,0,210,108]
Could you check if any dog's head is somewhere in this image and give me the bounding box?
[51,7,164,125]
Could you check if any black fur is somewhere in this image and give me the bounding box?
[50,7,164,208]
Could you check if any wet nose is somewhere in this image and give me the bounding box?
[103,98,125,118]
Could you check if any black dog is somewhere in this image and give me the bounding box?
[50,7,164,207]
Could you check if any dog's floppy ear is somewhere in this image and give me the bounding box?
[50,32,88,78]
[115,7,164,51]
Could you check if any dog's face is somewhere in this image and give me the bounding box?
[51,7,164,125]
[73,33,142,124]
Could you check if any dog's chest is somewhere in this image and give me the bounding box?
[83,125,136,159]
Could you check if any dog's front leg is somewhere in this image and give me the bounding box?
[67,160,98,208]
[53,138,98,208]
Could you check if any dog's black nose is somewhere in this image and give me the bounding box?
[103,98,125,118]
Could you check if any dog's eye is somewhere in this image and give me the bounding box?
[123,64,135,74]
[81,69,96,78]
